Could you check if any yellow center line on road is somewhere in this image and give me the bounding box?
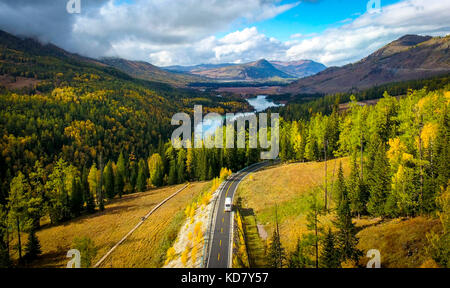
[222,217,224,223]
[218,253,221,261]
[221,227,223,233]
[225,182,233,197]
[220,240,222,247]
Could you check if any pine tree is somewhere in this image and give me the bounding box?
[288,237,313,268]
[320,228,341,268]
[199,147,208,181]
[24,228,41,262]
[280,130,289,162]
[434,107,449,191]
[45,158,73,222]
[70,178,83,217]
[85,190,96,214]
[136,159,147,192]
[0,205,11,267]
[104,161,115,199]
[186,147,195,181]
[168,159,177,185]
[348,156,366,217]
[334,163,362,264]
[367,137,391,217]
[88,163,98,204]
[268,207,286,268]
[306,191,322,268]
[81,166,93,213]
[130,160,138,192]
[177,149,186,184]
[115,152,126,198]
[268,229,285,268]
[28,161,46,227]
[148,153,164,187]
[7,172,31,262]
[97,153,105,211]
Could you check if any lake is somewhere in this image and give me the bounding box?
[246,95,284,112]
[195,95,283,138]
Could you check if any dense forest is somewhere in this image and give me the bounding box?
[269,87,449,268]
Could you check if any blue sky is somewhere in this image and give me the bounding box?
[249,0,403,41]
[0,0,449,66]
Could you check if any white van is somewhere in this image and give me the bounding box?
[224,197,232,212]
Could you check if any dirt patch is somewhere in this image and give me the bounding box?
[0,74,40,89]
[256,224,268,241]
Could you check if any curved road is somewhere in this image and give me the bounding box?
[206,162,270,268]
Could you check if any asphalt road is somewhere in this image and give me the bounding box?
[207,162,269,268]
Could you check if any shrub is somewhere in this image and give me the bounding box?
[72,237,98,268]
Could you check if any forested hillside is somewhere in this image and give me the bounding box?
[278,89,449,217]
[283,35,450,95]
[231,88,449,268]
[270,88,449,268]
[0,30,251,266]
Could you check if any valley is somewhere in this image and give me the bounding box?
[0,27,448,271]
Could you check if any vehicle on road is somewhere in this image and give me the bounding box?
[224,197,232,212]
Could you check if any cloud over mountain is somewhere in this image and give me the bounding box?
[0,0,449,67]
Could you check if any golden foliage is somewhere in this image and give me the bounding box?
[181,247,189,267]
[421,122,439,149]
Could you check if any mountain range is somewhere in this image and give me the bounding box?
[100,57,207,87]
[283,34,450,95]
[1,28,448,96]
[164,59,326,81]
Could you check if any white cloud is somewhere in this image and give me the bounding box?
[286,0,450,66]
[148,27,288,66]
[0,0,297,61]
[0,0,449,67]
[102,0,450,66]
[290,33,303,39]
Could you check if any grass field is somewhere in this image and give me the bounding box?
[356,217,441,268]
[236,159,441,268]
[25,182,209,268]
[236,158,350,254]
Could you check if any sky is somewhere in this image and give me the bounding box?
[0,0,449,67]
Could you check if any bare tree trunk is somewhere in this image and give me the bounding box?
[275,205,282,268]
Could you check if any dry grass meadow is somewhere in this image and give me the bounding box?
[237,158,350,252]
[356,216,441,268]
[26,182,209,268]
[236,159,441,268]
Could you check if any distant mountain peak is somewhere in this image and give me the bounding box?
[283,34,450,95]
[254,59,270,64]
[270,60,327,78]
[393,35,433,46]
